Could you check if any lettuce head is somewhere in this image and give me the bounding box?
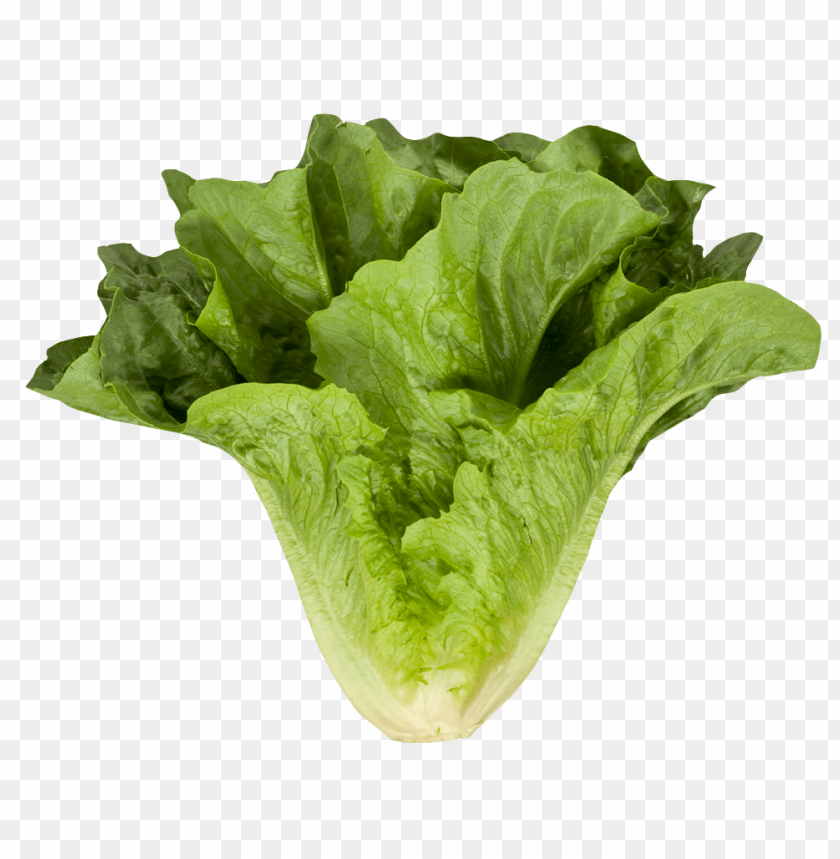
[27,116,821,741]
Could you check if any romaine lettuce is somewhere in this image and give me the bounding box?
[27,116,821,741]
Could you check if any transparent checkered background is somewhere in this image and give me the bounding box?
[2,1,837,856]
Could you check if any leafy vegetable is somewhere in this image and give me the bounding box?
[28,116,820,742]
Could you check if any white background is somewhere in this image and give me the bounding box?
[3,1,837,856]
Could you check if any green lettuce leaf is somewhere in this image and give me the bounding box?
[161,168,195,216]
[307,158,661,422]
[528,127,765,351]
[27,244,237,430]
[182,280,818,741]
[365,117,513,189]
[491,131,550,163]
[185,382,385,638]
[170,116,457,385]
[530,125,654,194]
[591,224,765,346]
[395,282,819,735]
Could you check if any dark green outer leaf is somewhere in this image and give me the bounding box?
[491,131,550,163]
[591,229,765,348]
[365,118,513,190]
[172,170,326,387]
[302,122,455,290]
[624,177,713,290]
[531,125,654,194]
[27,244,238,430]
[161,168,196,216]
[696,232,763,282]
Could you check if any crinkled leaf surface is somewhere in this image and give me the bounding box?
[185,382,386,653]
[27,244,237,430]
[390,282,820,733]
[187,281,818,741]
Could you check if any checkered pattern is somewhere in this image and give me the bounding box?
[2,1,837,856]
